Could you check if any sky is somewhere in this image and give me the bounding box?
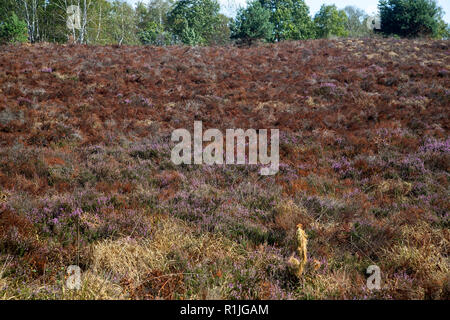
[125,0,450,24]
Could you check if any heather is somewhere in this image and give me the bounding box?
[0,38,449,299]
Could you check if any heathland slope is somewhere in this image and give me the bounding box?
[0,39,448,299]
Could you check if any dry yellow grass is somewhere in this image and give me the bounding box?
[275,200,310,231]
[61,271,124,300]
[89,217,242,297]
[300,270,358,299]
[376,222,450,299]
[382,222,449,279]
[378,179,412,197]
[0,255,11,292]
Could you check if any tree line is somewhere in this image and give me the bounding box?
[1,0,449,45]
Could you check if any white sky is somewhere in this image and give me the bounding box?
[126,0,450,24]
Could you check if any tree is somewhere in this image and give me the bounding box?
[207,13,231,45]
[231,0,273,44]
[12,0,45,42]
[259,0,315,41]
[135,0,173,30]
[344,6,370,38]
[138,21,177,45]
[436,16,450,39]
[106,0,139,45]
[167,0,221,45]
[136,0,177,45]
[314,4,348,38]
[39,0,68,43]
[147,0,173,26]
[7,0,97,43]
[0,12,28,43]
[378,0,444,38]
[53,0,94,44]
[0,1,16,22]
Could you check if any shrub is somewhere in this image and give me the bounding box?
[344,6,371,38]
[0,12,28,44]
[167,0,222,45]
[378,0,444,38]
[231,0,273,45]
[314,4,349,38]
[259,0,316,41]
[138,22,177,46]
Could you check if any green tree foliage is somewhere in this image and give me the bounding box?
[136,0,177,45]
[344,6,371,38]
[259,0,315,41]
[231,0,273,44]
[0,12,28,43]
[105,1,139,45]
[314,4,348,38]
[436,17,450,39]
[208,13,231,45]
[147,0,173,26]
[378,0,445,38]
[86,0,111,44]
[7,0,45,42]
[167,0,222,45]
[138,21,177,45]
[0,0,140,44]
[180,22,203,44]
[0,1,16,22]
[42,0,71,43]
[135,0,173,32]
[4,0,423,45]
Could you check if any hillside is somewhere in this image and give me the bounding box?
[0,38,449,299]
